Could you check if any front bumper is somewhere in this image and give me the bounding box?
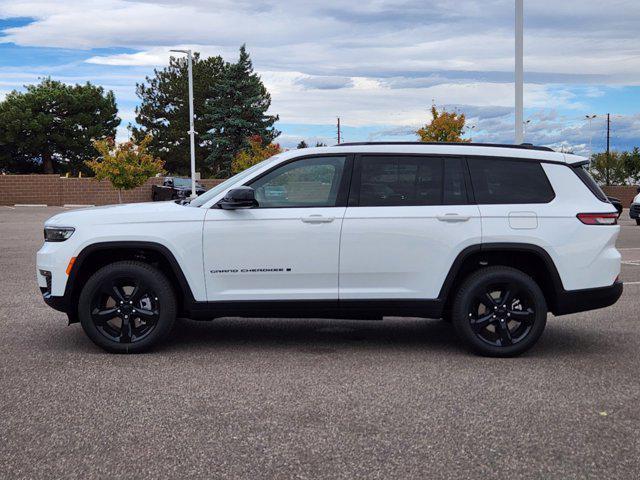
[40,288,69,313]
[553,281,623,316]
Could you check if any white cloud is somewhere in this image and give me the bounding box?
[1,0,639,148]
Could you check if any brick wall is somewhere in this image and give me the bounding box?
[602,186,639,207]
[0,175,225,206]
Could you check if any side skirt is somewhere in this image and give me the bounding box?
[184,299,445,321]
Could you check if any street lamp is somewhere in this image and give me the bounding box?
[515,0,524,144]
[585,114,597,159]
[170,49,197,199]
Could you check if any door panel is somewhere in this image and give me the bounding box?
[202,154,350,302]
[203,207,345,301]
[339,154,482,300]
[339,205,481,299]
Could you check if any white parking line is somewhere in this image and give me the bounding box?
[624,281,640,285]
[622,261,640,266]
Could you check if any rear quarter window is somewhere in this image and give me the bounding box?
[572,163,609,203]
[468,157,555,204]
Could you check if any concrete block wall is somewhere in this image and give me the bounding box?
[0,175,225,206]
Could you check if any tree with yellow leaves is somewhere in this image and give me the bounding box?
[416,105,471,143]
[86,135,165,203]
[231,135,282,174]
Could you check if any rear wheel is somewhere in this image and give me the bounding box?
[78,261,176,353]
[451,266,547,357]
[636,219,640,226]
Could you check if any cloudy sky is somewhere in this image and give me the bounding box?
[1,0,639,154]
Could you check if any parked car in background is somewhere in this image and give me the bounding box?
[152,177,206,201]
[607,196,623,218]
[630,187,640,225]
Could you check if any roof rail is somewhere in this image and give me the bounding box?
[333,141,554,152]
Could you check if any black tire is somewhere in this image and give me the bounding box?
[636,219,640,226]
[451,266,547,357]
[78,261,176,353]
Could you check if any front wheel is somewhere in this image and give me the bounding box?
[451,266,547,357]
[78,261,176,353]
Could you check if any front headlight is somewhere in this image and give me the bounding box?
[44,226,75,242]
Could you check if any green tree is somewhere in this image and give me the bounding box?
[416,105,470,143]
[132,53,226,176]
[231,135,282,174]
[620,147,640,184]
[0,78,119,174]
[315,142,327,147]
[590,148,640,186]
[203,45,280,177]
[297,140,309,149]
[86,136,165,203]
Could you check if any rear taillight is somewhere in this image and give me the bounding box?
[577,213,618,225]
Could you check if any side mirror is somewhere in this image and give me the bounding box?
[218,186,258,210]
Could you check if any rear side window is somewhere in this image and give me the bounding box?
[572,163,609,203]
[356,155,468,207]
[468,158,555,204]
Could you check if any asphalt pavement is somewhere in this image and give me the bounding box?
[1,206,639,479]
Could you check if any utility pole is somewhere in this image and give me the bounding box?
[337,117,341,144]
[170,48,197,199]
[515,0,524,144]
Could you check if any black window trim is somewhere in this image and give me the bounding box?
[243,153,355,209]
[349,153,473,207]
[464,155,557,205]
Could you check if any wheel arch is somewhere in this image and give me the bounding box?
[65,241,196,322]
[439,243,564,315]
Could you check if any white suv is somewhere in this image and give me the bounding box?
[37,143,623,356]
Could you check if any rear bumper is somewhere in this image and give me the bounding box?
[553,281,623,316]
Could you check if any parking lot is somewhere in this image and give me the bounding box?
[1,206,639,479]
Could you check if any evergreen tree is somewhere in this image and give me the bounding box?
[0,79,119,174]
[297,140,309,149]
[132,53,226,176]
[203,45,280,176]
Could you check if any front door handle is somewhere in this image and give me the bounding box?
[301,215,335,224]
[436,213,471,222]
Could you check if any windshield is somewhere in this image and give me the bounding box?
[172,178,193,187]
[189,156,279,207]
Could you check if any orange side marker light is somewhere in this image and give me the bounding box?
[66,257,77,275]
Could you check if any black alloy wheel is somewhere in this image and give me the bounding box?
[468,281,536,347]
[78,261,176,353]
[90,275,160,344]
[452,266,547,357]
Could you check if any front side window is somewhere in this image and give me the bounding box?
[249,156,346,208]
[356,155,467,207]
[468,158,555,204]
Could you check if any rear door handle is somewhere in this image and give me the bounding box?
[436,213,471,222]
[301,215,335,224]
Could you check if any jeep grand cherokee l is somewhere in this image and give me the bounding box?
[37,143,622,356]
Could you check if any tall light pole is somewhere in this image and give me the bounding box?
[170,49,197,199]
[585,114,597,159]
[515,0,524,144]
